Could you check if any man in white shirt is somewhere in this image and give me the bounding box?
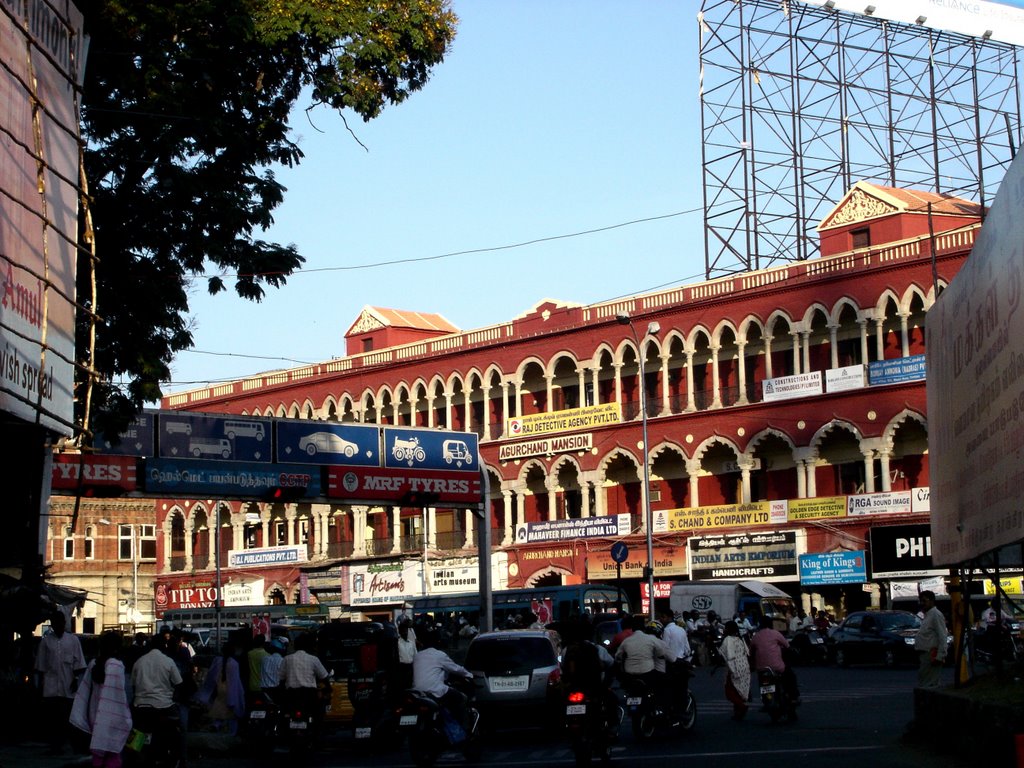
[412,631,473,728]
[280,632,330,718]
[34,611,86,754]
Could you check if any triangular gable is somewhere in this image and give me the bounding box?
[818,180,982,231]
[344,305,459,337]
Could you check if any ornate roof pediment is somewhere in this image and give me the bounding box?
[350,309,386,334]
[821,185,898,229]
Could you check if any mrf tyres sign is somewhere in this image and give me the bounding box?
[687,530,799,582]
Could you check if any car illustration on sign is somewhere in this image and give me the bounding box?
[299,431,358,457]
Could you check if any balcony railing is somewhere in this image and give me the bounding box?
[326,540,354,559]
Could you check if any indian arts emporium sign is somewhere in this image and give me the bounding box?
[687,530,800,582]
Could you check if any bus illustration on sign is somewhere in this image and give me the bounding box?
[442,439,473,468]
[223,420,265,441]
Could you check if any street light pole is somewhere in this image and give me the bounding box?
[617,313,660,620]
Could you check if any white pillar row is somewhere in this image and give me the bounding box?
[899,313,910,357]
[878,448,892,492]
[709,344,722,409]
[791,332,801,374]
[874,317,885,361]
[427,507,437,549]
[390,506,402,554]
[736,342,748,406]
[828,324,839,369]
[863,450,876,493]
[684,350,696,412]
[659,354,671,415]
[545,374,554,412]
[502,488,514,546]
[801,330,811,373]
[763,336,774,379]
[686,458,702,508]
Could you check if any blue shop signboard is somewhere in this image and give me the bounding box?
[382,427,478,472]
[868,354,926,386]
[799,550,867,585]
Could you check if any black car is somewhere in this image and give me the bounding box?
[827,610,921,667]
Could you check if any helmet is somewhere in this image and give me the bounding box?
[644,620,664,637]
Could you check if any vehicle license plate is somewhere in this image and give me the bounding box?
[760,685,775,694]
[289,720,308,730]
[626,697,643,707]
[489,675,529,693]
[400,714,419,727]
[249,710,266,719]
[566,704,586,715]
[355,727,372,739]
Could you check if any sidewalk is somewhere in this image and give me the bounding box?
[1,732,243,768]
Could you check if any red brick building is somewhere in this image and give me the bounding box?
[153,181,980,621]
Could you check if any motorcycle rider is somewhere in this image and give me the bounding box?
[560,618,618,733]
[749,614,800,705]
[279,631,331,726]
[614,615,673,721]
[130,632,184,763]
[412,629,474,732]
[658,608,693,717]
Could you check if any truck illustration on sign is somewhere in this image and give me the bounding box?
[442,439,473,468]
[189,437,232,459]
[391,436,426,465]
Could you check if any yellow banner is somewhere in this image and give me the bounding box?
[654,501,773,533]
[984,577,1023,596]
[505,403,621,439]
[787,496,847,521]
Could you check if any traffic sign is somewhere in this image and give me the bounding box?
[94,411,155,456]
[611,541,629,564]
[382,427,478,472]
[157,412,271,462]
[276,421,379,466]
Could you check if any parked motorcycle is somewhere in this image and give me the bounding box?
[757,667,797,723]
[621,675,696,740]
[564,687,623,767]
[399,678,482,768]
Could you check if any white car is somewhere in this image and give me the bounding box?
[299,431,358,457]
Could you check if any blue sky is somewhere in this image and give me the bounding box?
[165,0,1024,393]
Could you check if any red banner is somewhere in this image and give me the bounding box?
[325,466,481,504]
[51,453,138,493]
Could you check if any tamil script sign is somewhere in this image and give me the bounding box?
[515,514,630,544]
[868,354,926,386]
[144,458,321,498]
[799,551,867,585]
[653,501,779,534]
[688,530,800,582]
[762,371,822,402]
[498,433,593,461]
[506,403,620,439]
[228,546,306,569]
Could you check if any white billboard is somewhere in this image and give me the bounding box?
[927,146,1024,564]
[0,0,83,433]
[800,0,1024,47]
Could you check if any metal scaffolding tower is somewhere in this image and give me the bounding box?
[699,0,1023,278]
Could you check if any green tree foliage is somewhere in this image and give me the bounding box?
[76,0,457,437]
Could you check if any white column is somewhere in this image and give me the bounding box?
[591,367,600,405]
[710,344,722,409]
[739,459,753,504]
[514,380,523,419]
[546,478,558,521]
[806,458,817,497]
[613,363,624,411]
[685,350,696,412]
[463,387,472,433]
[874,317,885,361]
[391,507,402,554]
[502,488,514,546]
[829,324,839,369]
[796,460,807,499]
[764,336,774,379]
[515,492,526,531]
[184,520,194,571]
[801,330,811,372]
[353,506,366,553]
[863,451,876,493]
[791,332,801,374]
[686,459,701,508]
[545,374,554,412]
[427,507,437,549]
[659,354,671,415]
[581,481,592,518]
[426,394,435,429]
[285,506,296,546]
[899,313,910,357]
[444,391,453,429]
[737,342,748,406]
[595,479,607,517]
[879,448,892,492]
[464,509,475,550]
